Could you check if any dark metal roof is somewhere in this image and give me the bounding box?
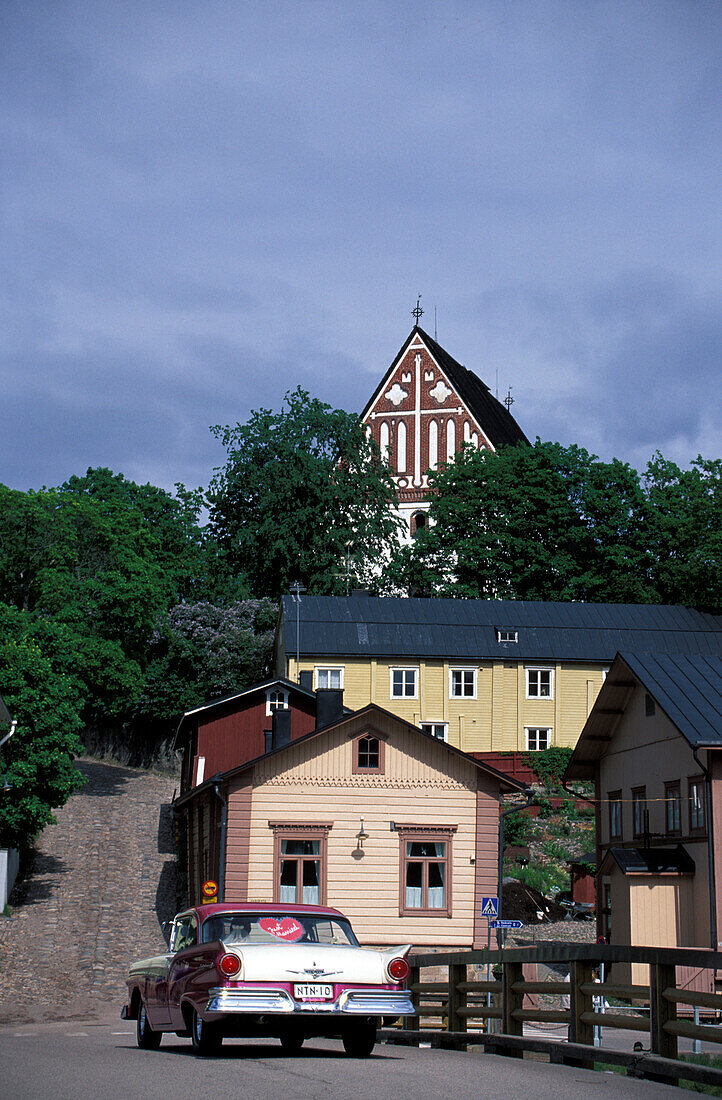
[617,652,722,747]
[566,651,722,779]
[280,596,722,664]
[360,326,529,449]
[600,846,695,875]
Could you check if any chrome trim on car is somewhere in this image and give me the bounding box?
[206,987,295,1014]
[205,987,415,1017]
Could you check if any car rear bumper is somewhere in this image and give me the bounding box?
[205,986,415,1017]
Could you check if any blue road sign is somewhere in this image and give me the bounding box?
[480,896,498,918]
[489,919,523,929]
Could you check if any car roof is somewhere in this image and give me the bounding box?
[179,902,347,923]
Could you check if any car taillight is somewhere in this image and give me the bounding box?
[217,952,242,979]
[387,957,410,982]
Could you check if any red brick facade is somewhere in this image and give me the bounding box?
[361,331,491,511]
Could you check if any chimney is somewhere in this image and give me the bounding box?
[272,709,292,750]
[299,670,313,692]
[315,688,344,729]
[263,729,273,755]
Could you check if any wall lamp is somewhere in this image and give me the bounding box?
[356,818,369,848]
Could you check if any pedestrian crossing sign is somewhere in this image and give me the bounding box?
[481,896,498,918]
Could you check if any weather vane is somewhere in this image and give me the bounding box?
[411,295,423,324]
[504,387,514,410]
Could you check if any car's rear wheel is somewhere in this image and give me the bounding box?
[280,1031,305,1054]
[136,1002,162,1050]
[191,1008,222,1056]
[342,1022,377,1058]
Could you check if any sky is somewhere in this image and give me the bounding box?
[2,0,720,496]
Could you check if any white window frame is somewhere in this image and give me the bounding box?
[526,667,554,699]
[420,722,448,741]
[315,666,344,691]
[496,628,518,644]
[525,727,552,751]
[390,667,418,699]
[265,688,289,716]
[449,667,477,699]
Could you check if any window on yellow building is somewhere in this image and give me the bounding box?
[315,667,344,690]
[525,727,551,751]
[420,722,448,741]
[450,667,476,698]
[526,668,553,698]
[390,668,417,698]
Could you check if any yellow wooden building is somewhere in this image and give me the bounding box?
[275,596,722,759]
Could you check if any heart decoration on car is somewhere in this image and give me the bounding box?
[258,917,304,941]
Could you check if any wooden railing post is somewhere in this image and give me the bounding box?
[503,960,524,1043]
[569,960,595,1048]
[650,962,678,1061]
[447,962,467,1035]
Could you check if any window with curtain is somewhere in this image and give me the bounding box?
[272,824,331,905]
[397,827,455,916]
[315,667,343,690]
[279,838,321,904]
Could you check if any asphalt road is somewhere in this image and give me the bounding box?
[2,1019,684,1099]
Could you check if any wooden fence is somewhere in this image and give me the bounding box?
[379,943,722,1089]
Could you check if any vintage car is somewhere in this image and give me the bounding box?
[122,902,414,1056]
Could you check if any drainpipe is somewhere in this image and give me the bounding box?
[214,783,228,903]
[693,749,717,950]
[497,790,536,948]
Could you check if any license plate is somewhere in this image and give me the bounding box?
[293,983,333,1000]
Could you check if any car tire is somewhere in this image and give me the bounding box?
[191,1008,222,1056]
[342,1022,377,1058]
[136,1002,162,1050]
[280,1031,305,1054]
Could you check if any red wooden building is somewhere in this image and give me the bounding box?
[174,678,343,795]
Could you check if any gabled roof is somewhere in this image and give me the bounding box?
[173,701,529,808]
[599,846,696,876]
[566,652,722,779]
[279,596,722,664]
[360,326,528,449]
[173,677,316,748]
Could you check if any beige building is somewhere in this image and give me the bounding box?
[173,700,526,949]
[566,651,722,990]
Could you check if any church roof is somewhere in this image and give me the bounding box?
[361,326,529,449]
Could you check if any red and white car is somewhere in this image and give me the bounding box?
[123,903,414,1056]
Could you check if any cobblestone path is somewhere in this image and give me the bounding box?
[0,759,179,1024]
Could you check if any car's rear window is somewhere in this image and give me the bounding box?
[201,913,359,947]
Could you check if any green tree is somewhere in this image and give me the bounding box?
[139,599,277,730]
[207,388,400,597]
[0,605,85,850]
[385,441,657,602]
[644,454,722,614]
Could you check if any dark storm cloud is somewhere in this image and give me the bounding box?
[1,1,720,493]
